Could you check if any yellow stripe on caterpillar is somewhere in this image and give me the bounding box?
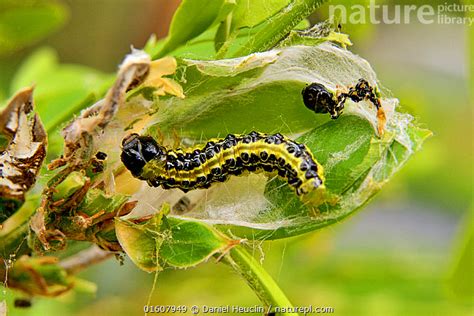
[121,132,325,197]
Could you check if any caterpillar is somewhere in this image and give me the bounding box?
[121,132,325,197]
[302,78,386,134]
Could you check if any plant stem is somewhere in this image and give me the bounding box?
[226,245,298,316]
[0,196,40,257]
[59,245,114,274]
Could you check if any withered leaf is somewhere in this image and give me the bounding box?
[54,49,151,168]
[0,87,47,221]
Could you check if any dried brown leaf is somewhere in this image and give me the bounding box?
[51,50,151,168]
[0,87,47,202]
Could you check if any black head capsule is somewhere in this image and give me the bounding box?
[121,134,166,176]
[302,83,338,115]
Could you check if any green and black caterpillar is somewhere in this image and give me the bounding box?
[121,132,325,197]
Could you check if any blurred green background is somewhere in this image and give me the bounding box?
[0,0,472,315]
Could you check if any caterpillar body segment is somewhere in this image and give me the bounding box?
[121,132,325,197]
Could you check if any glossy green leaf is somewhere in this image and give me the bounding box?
[115,216,163,272]
[156,0,226,58]
[278,22,352,48]
[158,217,228,268]
[147,0,319,60]
[231,0,324,57]
[146,17,313,61]
[214,3,234,53]
[116,211,228,272]
[214,0,290,56]
[231,0,290,29]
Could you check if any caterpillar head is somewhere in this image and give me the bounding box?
[121,134,166,177]
[301,83,338,115]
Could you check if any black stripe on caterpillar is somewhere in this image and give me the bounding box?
[121,132,325,197]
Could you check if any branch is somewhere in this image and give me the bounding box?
[225,245,298,316]
[59,245,114,274]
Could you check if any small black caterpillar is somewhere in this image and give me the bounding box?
[302,78,386,134]
[121,132,325,197]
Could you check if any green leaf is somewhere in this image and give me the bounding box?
[231,0,325,57]
[156,0,226,58]
[154,18,312,61]
[10,47,113,133]
[149,44,378,138]
[231,0,290,29]
[278,22,352,48]
[116,211,228,272]
[294,18,310,30]
[214,1,236,53]
[138,44,431,240]
[148,0,314,60]
[0,0,68,56]
[215,0,291,57]
[143,34,164,59]
[115,215,163,272]
[159,217,228,268]
[10,47,57,91]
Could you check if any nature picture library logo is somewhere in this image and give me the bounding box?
[329,1,474,26]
